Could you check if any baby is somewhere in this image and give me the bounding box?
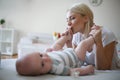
[16,29,101,76]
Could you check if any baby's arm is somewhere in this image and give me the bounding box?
[50,35,68,51]
[46,32,72,52]
[70,65,94,76]
[45,36,67,52]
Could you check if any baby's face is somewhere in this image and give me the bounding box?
[16,52,52,76]
[39,53,52,74]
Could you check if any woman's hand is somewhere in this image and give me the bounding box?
[91,24,101,30]
[89,24,101,42]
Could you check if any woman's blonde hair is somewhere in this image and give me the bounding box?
[68,3,94,38]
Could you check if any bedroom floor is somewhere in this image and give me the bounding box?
[0,59,120,80]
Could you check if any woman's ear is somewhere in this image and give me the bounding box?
[84,16,89,23]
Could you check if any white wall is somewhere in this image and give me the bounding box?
[0,0,120,41]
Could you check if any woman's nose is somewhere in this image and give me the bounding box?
[67,21,72,26]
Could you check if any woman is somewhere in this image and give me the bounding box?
[62,3,120,70]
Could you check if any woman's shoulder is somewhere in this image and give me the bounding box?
[102,27,116,38]
[101,27,117,46]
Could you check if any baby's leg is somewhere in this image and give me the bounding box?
[75,30,101,61]
[75,36,95,61]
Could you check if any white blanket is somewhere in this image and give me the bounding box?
[0,59,120,80]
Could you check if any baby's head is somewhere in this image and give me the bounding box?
[16,52,52,76]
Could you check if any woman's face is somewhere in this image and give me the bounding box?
[66,11,87,34]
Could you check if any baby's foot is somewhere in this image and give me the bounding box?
[89,29,102,44]
[64,29,73,41]
[67,33,72,41]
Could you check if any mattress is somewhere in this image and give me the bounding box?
[0,59,120,80]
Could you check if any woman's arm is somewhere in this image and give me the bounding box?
[95,41,116,70]
[92,28,116,70]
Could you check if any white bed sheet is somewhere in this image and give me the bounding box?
[0,59,120,80]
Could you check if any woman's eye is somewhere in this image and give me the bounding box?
[71,17,75,20]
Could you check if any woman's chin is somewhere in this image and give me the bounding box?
[73,31,79,34]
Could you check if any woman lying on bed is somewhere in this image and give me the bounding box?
[60,3,120,70]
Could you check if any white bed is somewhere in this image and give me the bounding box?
[0,59,120,80]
